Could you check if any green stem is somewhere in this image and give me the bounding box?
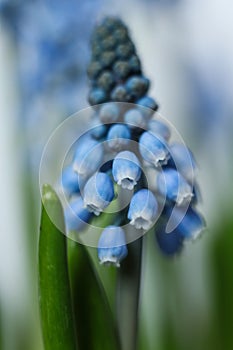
[116,237,143,350]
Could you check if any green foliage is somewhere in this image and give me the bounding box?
[210,215,233,350]
[68,239,121,350]
[39,184,121,350]
[39,184,77,350]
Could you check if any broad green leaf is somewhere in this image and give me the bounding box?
[68,238,121,350]
[39,184,77,350]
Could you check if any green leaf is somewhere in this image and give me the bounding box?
[39,184,77,350]
[68,238,121,350]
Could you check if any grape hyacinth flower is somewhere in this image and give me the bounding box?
[128,189,158,230]
[65,196,93,232]
[165,206,205,241]
[99,102,120,123]
[148,119,171,141]
[155,224,184,256]
[91,122,108,140]
[167,142,197,182]
[59,17,205,264]
[73,136,104,177]
[62,165,81,197]
[112,151,141,190]
[155,205,205,256]
[137,96,159,115]
[83,172,115,216]
[98,226,128,267]
[124,108,147,129]
[139,131,170,167]
[157,168,193,206]
[107,124,131,151]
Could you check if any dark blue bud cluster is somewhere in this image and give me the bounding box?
[62,17,205,266]
[87,17,158,110]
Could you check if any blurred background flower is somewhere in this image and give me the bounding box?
[0,0,233,349]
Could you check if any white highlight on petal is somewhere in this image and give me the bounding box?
[129,217,153,230]
[128,189,158,231]
[117,178,137,190]
[112,151,141,190]
[99,257,121,268]
[153,149,170,167]
[176,184,194,206]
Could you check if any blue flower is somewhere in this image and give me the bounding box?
[83,172,115,215]
[167,143,197,182]
[97,71,115,91]
[99,102,120,123]
[87,61,103,79]
[124,108,146,129]
[112,151,141,190]
[65,196,93,232]
[137,96,159,117]
[157,168,193,205]
[110,84,130,102]
[88,88,107,105]
[166,206,205,241]
[91,123,108,140]
[113,60,131,79]
[128,55,141,73]
[148,119,171,141]
[107,123,131,151]
[137,96,158,111]
[128,189,158,230]
[139,131,170,167]
[57,16,205,262]
[98,225,128,266]
[73,136,104,177]
[125,75,150,100]
[155,224,184,256]
[61,165,80,196]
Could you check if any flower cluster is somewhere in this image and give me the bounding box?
[62,17,205,266]
[87,17,158,110]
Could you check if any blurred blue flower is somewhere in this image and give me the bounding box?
[110,84,130,102]
[137,96,159,117]
[128,189,158,230]
[91,123,108,140]
[166,206,205,241]
[83,172,115,216]
[99,102,120,123]
[61,165,80,197]
[112,151,141,190]
[155,224,184,256]
[148,119,171,141]
[124,108,146,129]
[73,136,104,177]
[0,0,107,180]
[88,88,107,106]
[139,131,170,167]
[107,123,131,151]
[98,225,128,267]
[126,75,150,100]
[157,168,193,206]
[167,143,197,183]
[65,196,93,232]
